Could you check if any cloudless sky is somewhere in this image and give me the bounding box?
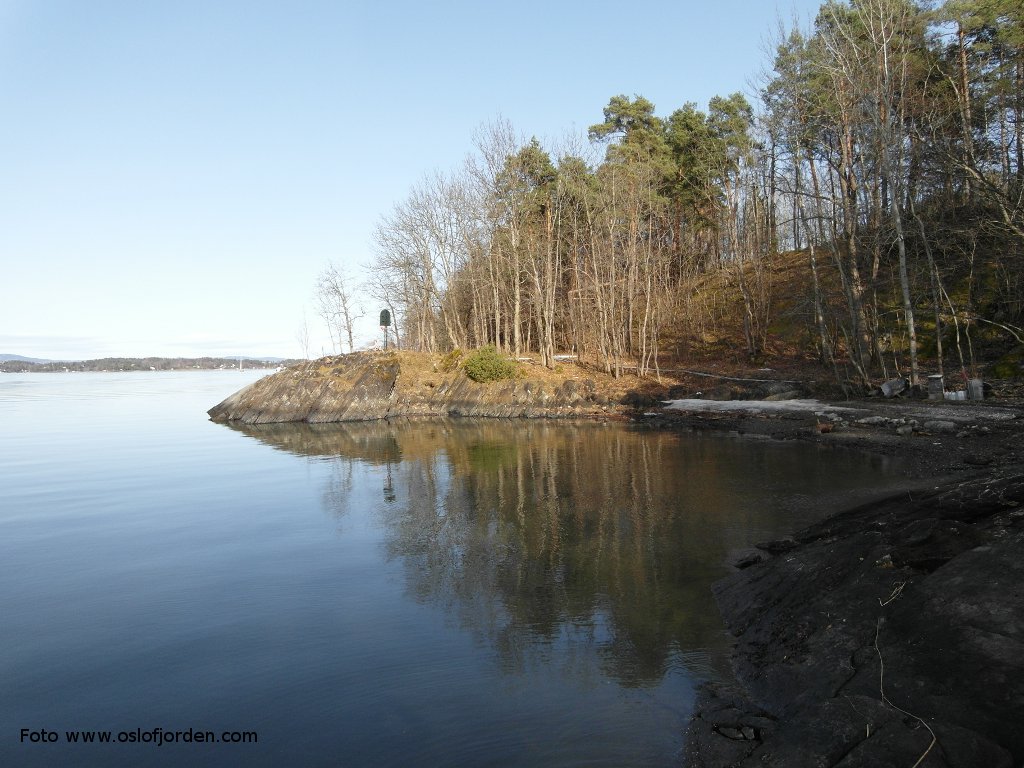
[1,0,824,360]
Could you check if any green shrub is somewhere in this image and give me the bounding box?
[463,345,518,383]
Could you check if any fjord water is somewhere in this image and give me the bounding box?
[1,372,905,767]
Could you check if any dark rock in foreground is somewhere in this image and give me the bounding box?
[208,352,605,423]
[685,470,1024,767]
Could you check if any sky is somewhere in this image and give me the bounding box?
[1,0,825,361]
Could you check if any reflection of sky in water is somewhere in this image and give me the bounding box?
[1,374,907,768]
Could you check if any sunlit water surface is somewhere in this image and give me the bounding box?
[0,371,908,767]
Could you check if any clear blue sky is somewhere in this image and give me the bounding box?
[1,0,824,360]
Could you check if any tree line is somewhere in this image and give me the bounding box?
[318,0,1022,388]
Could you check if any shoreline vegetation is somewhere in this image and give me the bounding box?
[208,349,1023,765]
[308,0,1024,403]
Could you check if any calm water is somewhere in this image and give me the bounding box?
[1,372,907,767]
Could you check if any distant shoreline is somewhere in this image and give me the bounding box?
[0,357,298,373]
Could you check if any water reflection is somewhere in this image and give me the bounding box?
[230,419,901,687]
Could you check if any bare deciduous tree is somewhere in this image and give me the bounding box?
[316,263,365,354]
[296,311,311,359]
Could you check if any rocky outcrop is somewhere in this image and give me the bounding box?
[658,378,813,402]
[685,469,1024,767]
[207,352,607,424]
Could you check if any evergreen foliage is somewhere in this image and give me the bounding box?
[463,346,518,383]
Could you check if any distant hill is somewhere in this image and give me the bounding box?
[0,356,299,372]
[0,354,60,363]
[1,353,286,363]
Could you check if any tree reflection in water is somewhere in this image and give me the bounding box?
[231,419,901,688]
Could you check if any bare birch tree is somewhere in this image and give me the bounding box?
[316,263,365,354]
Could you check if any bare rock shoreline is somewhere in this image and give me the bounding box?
[670,397,1024,767]
[207,352,610,423]
[208,352,1024,766]
[682,461,1024,767]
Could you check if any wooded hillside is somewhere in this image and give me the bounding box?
[343,0,1022,392]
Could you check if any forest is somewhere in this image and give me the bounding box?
[318,0,1023,392]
